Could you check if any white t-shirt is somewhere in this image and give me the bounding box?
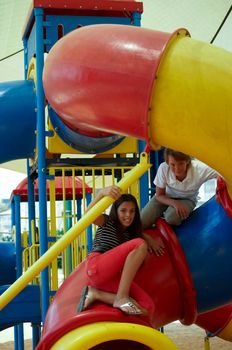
[154,160,218,204]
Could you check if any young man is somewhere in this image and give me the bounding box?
[141,148,218,229]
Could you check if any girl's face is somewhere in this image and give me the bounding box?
[117,201,136,228]
[168,155,190,181]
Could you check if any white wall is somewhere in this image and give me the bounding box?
[142,0,232,51]
[0,0,232,84]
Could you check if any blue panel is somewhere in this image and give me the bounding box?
[0,243,16,285]
[0,285,41,330]
[175,197,232,313]
[49,106,124,153]
[45,15,132,51]
[0,80,36,163]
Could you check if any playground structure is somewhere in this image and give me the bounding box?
[0,0,232,349]
[11,175,93,279]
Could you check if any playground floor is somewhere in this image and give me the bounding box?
[1,321,231,350]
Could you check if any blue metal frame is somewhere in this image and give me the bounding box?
[138,140,149,209]
[34,8,50,320]
[13,195,24,350]
[27,159,36,246]
[21,4,145,346]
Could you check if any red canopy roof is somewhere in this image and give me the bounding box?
[12,176,92,202]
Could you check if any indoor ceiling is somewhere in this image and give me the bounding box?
[0,0,231,83]
[0,1,232,65]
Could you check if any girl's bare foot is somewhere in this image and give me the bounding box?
[113,297,146,315]
[77,286,96,312]
[129,297,148,315]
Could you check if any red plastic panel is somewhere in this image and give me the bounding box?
[196,305,232,335]
[216,176,232,219]
[33,0,143,12]
[36,228,184,349]
[12,176,92,201]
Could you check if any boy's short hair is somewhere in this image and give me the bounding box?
[164,148,192,164]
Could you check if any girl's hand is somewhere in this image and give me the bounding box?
[86,185,122,226]
[101,185,122,200]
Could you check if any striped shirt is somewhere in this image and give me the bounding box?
[91,215,131,253]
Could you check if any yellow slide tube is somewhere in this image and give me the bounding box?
[51,321,179,350]
[218,319,232,341]
[0,153,150,310]
[150,34,232,196]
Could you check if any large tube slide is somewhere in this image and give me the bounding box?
[43,24,232,196]
[38,24,232,349]
[36,188,232,349]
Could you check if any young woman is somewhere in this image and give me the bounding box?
[77,186,150,316]
[141,148,218,229]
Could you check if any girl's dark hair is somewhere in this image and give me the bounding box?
[164,148,192,164]
[109,193,142,239]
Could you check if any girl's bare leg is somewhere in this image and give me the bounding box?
[113,241,148,308]
[83,287,115,309]
[83,241,148,314]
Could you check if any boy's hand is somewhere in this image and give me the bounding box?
[174,201,190,220]
[143,233,165,256]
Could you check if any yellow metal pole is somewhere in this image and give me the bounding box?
[204,336,210,350]
[0,153,150,310]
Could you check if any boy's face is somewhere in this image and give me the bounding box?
[168,155,189,180]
